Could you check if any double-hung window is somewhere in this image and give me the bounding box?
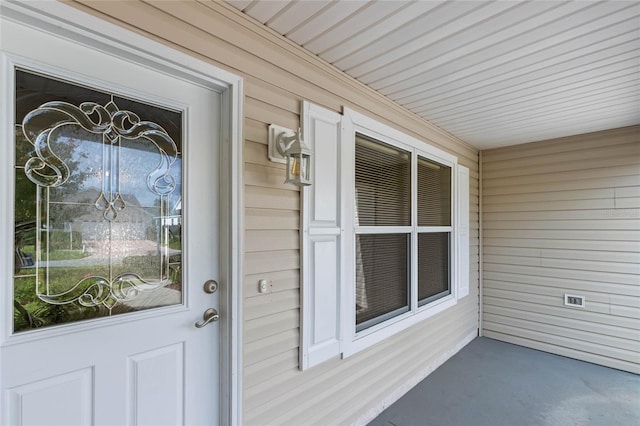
[354,134,412,332]
[343,108,460,356]
[300,103,469,367]
[416,155,452,307]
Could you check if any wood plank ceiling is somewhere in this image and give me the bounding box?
[226,0,640,149]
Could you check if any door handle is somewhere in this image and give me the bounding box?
[194,308,219,328]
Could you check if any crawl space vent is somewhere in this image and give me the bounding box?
[564,294,586,308]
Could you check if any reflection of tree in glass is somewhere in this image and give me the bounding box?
[14,126,93,260]
[15,126,91,227]
[13,125,100,331]
[14,129,37,243]
[13,91,184,331]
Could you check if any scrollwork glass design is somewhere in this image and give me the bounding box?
[13,70,183,332]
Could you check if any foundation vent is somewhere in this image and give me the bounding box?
[564,294,586,308]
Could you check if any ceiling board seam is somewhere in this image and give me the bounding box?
[420,76,640,124]
[432,79,640,126]
[431,61,639,118]
[407,48,640,113]
[241,0,258,14]
[376,1,603,94]
[264,1,297,28]
[455,112,640,144]
[422,62,640,120]
[395,33,640,110]
[243,0,288,23]
[456,111,640,138]
[382,3,639,100]
[325,0,449,66]
[229,0,252,11]
[281,1,334,39]
[298,0,377,49]
[286,1,369,46]
[211,1,640,149]
[360,1,549,86]
[318,0,443,64]
[449,96,640,134]
[196,0,477,152]
[314,0,415,58]
[341,1,489,77]
[434,89,640,130]
[400,38,640,110]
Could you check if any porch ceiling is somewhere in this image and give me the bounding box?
[225,0,640,149]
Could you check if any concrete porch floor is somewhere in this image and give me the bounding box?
[368,337,639,426]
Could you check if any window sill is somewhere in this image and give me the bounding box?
[342,294,457,358]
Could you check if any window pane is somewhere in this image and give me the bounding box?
[356,233,410,330]
[418,232,450,304]
[355,134,410,226]
[13,69,183,333]
[418,156,451,226]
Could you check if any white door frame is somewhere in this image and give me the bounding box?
[0,1,244,424]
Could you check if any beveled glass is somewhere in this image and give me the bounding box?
[13,69,183,332]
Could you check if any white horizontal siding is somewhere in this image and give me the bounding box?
[482,126,640,374]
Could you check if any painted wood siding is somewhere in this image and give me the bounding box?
[69,1,480,424]
[482,126,640,374]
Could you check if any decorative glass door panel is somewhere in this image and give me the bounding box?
[13,69,184,332]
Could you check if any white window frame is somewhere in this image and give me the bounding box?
[341,108,461,357]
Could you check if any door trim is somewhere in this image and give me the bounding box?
[0,2,244,424]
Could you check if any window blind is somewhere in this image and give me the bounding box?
[355,134,410,226]
[355,233,409,330]
[418,232,450,304]
[417,156,451,227]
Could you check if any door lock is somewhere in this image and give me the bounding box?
[203,280,218,294]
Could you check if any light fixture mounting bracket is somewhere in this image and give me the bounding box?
[268,124,295,164]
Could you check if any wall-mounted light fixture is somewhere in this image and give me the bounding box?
[268,124,312,186]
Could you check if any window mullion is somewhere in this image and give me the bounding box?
[417,226,453,233]
[355,226,411,234]
[411,148,418,314]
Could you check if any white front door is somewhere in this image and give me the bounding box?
[1,12,222,426]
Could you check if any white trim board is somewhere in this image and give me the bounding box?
[0,2,244,425]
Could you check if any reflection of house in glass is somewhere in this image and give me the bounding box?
[40,185,182,290]
[12,72,185,329]
[60,188,169,259]
[158,198,182,240]
[36,185,183,310]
